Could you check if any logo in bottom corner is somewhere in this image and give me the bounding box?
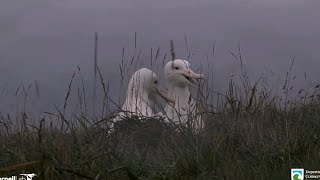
[20,173,37,180]
[291,169,304,180]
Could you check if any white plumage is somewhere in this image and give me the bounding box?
[162,59,205,131]
[111,68,174,131]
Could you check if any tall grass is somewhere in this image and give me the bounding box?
[0,36,319,179]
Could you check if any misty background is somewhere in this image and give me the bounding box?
[0,0,319,118]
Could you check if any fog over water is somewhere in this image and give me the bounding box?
[0,0,319,117]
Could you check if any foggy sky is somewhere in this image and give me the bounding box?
[0,0,319,116]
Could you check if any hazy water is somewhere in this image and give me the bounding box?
[0,0,319,117]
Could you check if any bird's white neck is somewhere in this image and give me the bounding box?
[123,88,154,116]
[167,84,191,109]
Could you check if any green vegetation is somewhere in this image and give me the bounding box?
[1,72,319,179]
[0,39,319,179]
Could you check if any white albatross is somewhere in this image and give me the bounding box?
[162,59,205,131]
[111,68,175,131]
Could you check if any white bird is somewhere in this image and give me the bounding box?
[111,68,174,131]
[162,59,205,131]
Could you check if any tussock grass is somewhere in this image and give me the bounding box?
[1,81,319,179]
[0,37,319,179]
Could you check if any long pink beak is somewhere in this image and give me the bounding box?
[182,69,205,87]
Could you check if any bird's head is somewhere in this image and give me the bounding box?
[164,59,205,87]
[128,68,175,105]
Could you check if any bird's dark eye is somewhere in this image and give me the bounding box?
[154,80,158,84]
[175,67,179,70]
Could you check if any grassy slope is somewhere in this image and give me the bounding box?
[0,85,319,180]
[1,42,319,178]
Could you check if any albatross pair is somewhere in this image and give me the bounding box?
[113,59,205,131]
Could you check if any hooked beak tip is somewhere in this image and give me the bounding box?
[199,74,205,79]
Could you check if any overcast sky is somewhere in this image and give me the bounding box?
[0,0,319,116]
